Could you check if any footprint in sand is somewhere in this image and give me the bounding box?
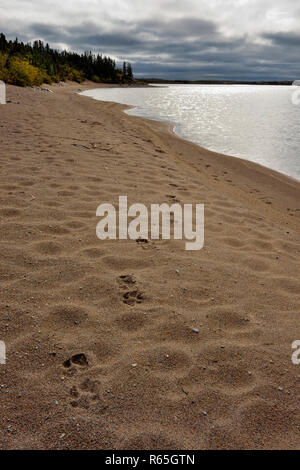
[123,289,144,305]
[63,355,101,409]
[63,353,88,368]
[117,274,136,286]
[69,378,99,409]
[117,274,145,305]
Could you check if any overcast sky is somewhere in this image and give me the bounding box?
[1,0,300,80]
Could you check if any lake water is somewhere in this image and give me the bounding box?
[81,84,300,181]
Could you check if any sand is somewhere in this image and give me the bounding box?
[0,81,299,450]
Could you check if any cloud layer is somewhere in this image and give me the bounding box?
[1,0,300,80]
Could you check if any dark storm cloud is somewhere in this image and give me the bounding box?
[31,22,142,48]
[29,17,246,61]
[2,9,300,80]
[263,32,300,47]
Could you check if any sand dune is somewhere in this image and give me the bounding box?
[0,81,299,449]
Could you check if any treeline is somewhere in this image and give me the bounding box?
[0,33,133,86]
[140,78,293,85]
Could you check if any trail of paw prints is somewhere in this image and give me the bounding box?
[63,353,99,409]
[117,274,145,306]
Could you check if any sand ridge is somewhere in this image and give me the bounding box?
[0,81,299,449]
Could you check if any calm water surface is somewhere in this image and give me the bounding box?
[82,84,300,181]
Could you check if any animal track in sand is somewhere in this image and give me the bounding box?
[118,274,136,286]
[123,289,144,305]
[63,353,89,368]
[65,359,100,409]
[117,274,145,305]
[62,352,103,409]
[69,379,99,409]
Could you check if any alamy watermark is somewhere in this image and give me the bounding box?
[291,80,300,105]
[0,341,6,365]
[292,340,300,365]
[96,196,204,250]
[0,81,5,104]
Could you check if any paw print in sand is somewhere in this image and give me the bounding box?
[69,378,99,409]
[123,289,144,305]
[117,274,145,305]
[63,353,88,369]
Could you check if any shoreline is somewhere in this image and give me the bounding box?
[0,81,299,450]
[81,85,300,186]
[131,106,300,185]
[79,83,300,226]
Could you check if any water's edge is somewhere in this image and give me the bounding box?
[79,89,300,185]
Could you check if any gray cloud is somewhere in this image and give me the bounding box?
[1,1,300,80]
[263,32,300,47]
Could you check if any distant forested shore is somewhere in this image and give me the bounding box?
[139,78,293,85]
[0,33,134,87]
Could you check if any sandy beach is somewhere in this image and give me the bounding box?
[0,81,299,450]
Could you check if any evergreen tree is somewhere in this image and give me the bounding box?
[127,63,133,80]
[122,62,127,81]
[0,33,134,86]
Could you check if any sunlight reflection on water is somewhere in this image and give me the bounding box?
[82,84,300,181]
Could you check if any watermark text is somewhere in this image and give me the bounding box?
[292,340,300,365]
[0,341,6,365]
[96,196,204,250]
[0,81,5,104]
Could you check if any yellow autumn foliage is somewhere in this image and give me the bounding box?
[6,57,48,86]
